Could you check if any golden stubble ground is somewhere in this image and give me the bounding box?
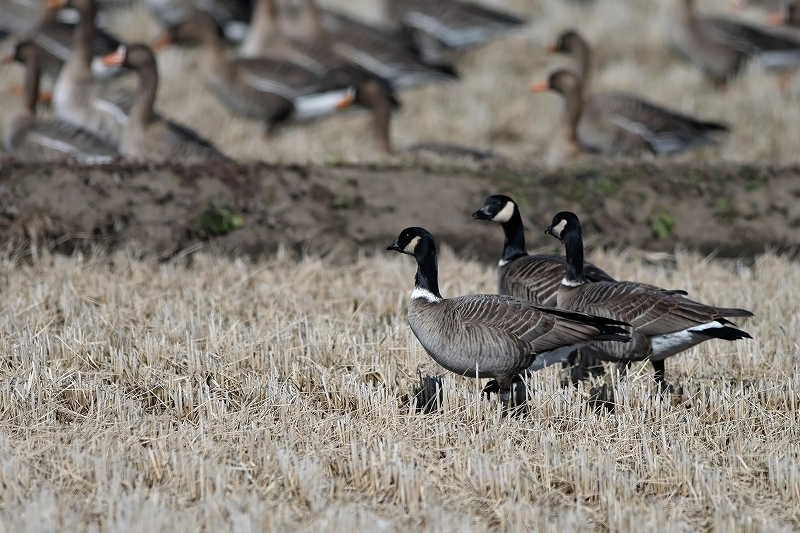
[0,245,797,532]
[2,0,800,164]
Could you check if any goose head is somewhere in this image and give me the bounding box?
[545,211,581,244]
[472,195,517,223]
[101,44,156,71]
[7,41,39,65]
[549,30,585,55]
[530,69,582,100]
[387,227,436,261]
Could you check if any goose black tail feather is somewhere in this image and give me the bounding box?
[595,331,632,343]
[700,326,752,341]
[714,307,754,318]
[533,305,632,329]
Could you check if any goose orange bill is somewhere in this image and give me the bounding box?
[335,87,356,110]
[765,11,785,25]
[100,48,124,66]
[529,80,549,92]
[152,34,173,51]
[45,0,67,11]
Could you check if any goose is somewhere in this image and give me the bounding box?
[239,0,399,152]
[99,44,230,162]
[545,211,754,384]
[2,40,117,163]
[669,0,800,86]
[166,13,357,136]
[529,69,729,162]
[30,18,125,80]
[472,194,615,306]
[48,0,128,145]
[386,226,631,403]
[386,0,525,67]
[548,29,591,84]
[278,0,458,89]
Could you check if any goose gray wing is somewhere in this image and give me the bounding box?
[451,294,629,355]
[593,92,729,154]
[25,119,117,163]
[233,57,350,98]
[566,281,750,336]
[394,0,525,49]
[161,119,232,162]
[319,9,458,89]
[704,17,800,68]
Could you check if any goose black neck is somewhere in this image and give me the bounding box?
[500,209,528,263]
[563,229,587,284]
[414,246,442,299]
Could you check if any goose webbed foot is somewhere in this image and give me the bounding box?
[483,375,527,408]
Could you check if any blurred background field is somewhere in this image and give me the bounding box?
[3,0,800,164]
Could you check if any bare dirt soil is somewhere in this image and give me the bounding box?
[1,158,798,262]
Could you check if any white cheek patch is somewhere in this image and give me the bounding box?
[411,287,442,302]
[551,219,567,236]
[404,236,421,254]
[491,201,515,223]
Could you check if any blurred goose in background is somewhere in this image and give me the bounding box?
[240,0,399,152]
[31,18,125,80]
[278,0,458,89]
[145,0,253,41]
[166,13,356,136]
[99,44,230,162]
[545,211,753,384]
[386,0,525,67]
[669,0,800,86]
[49,0,128,145]
[386,226,631,404]
[548,29,592,86]
[530,69,729,163]
[2,41,116,163]
[0,0,54,38]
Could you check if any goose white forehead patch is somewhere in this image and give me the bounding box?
[551,219,567,235]
[492,201,515,223]
[404,236,421,254]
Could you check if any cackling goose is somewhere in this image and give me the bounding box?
[545,211,754,383]
[387,226,631,403]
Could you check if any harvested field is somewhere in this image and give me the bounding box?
[0,243,795,531]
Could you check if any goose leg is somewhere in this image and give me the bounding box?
[652,359,666,383]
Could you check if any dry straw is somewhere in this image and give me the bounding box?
[0,244,797,531]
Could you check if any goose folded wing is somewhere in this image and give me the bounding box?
[574,282,732,336]
[601,94,728,154]
[235,59,348,98]
[706,18,800,55]
[452,295,626,355]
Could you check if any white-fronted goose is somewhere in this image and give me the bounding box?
[387,0,525,67]
[545,211,753,383]
[31,18,125,80]
[472,195,615,306]
[530,69,729,161]
[168,13,357,135]
[99,44,230,162]
[3,41,117,163]
[49,0,127,145]
[548,29,591,85]
[669,0,800,85]
[240,0,399,152]
[386,226,631,402]
[277,0,458,89]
